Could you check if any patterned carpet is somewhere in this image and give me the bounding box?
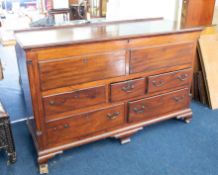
[1,102,218,175]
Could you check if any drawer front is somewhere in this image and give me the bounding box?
[39,51,126,90]
[46,104,125,144]
[43,86,106,116]
[148,68,192,93]
[128,89,190,122]
[130,42,195,74]
[37,41,127,60]
[110,78,146,102]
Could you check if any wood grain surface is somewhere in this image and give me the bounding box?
[128,88,190,123]
[182,0,216,27]
[39,51,126,90]
[130,42,195,73]
[147,68,192,93]
[198,34,218,109]
[15,19,202,169]
[14,19,203,49]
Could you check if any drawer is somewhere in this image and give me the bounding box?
[39,51,126,90]
[128,89,190,123]
[147,68,192,93]
[110,78,146,102]
[129,42,195,74]
[46,104,125,144]
[43,86,106,116]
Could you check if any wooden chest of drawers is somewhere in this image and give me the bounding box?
[15,19,202,173]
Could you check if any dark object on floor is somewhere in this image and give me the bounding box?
[0,101,16,164]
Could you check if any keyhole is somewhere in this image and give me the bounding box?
[83,58,88,64]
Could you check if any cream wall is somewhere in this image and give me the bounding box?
[106,0,182,22]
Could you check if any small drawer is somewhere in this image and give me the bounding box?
[43,86,106,116]
[128,89,190,123]
[147,68,192,93]
[46,103,125,144]
[110,78,146,102]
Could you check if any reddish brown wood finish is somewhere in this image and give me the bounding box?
[147,68,192,93]
[46,103,125,146]
[39,51,126,90]
[128,89,190,123]
[110,78,146,102]
[43,86,106,116]
[130,42,195,74]
[182,0,216,27]
[14,19,202,172]
[36,41,127,61]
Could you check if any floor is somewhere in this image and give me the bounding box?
[0,102,218,175]
[0,45,28,122]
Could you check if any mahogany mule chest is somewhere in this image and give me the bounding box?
[15,19,202,173]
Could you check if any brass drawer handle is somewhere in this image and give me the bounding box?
[52,124,69,131]
[173,96,185,103]
[73,93,80,98]
[63,124,70,129]
[133,105,145,114]
[49,101,55,105]
[52,127,58,131]
[107,112,120,120]
[177,74,188,81]
[152,80,164,87]
[49,99,66,106]
[122,83,135,93]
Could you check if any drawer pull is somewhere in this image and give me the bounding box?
[52,124,69,131]
[107,112,120,120]
[52,127,58,131]
[133,105,145,114]
[73,93,80,98]
[122,83,135,93]
[49,100,66,106]
[49,100,55,105]
[63,124,70,129]
[152,80,164,87]
[177,74,188,81]
[173,96,185,103]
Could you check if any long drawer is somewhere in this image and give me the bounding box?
[130,42,195,74]
[39,51,126,90]
[147,68,192,93]
[110,78,146,102]
[128,89,190,122]
[43,86,106,116]
[46,103,125,144]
